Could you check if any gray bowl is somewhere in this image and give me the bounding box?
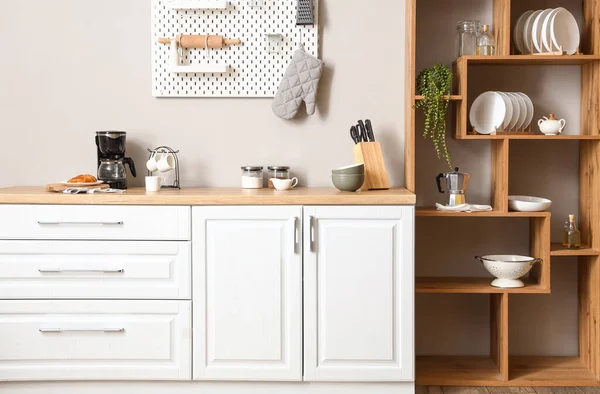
[332,163,365,176]
[332,174,365,192]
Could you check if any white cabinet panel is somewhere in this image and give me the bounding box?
[0,205,191,241]
[0,301,191,381]
[0,241,191,299]
[192,206,302,381]
[304,206,414,381]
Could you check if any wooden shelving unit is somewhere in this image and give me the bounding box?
[405,0,600,387]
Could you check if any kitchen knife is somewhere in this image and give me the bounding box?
[357,120,368,142]
[365,119,375,142]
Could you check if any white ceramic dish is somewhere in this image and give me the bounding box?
[476,255,540,288]
[551,8,580,55]
[532,9,553,53]
[542,7,564,52]
[516,92,534,129]
[523,10,543,54]
[470,92,506,135]
[507,93,527,131]
[59,181,104,187]
[509,195,552,212]
[495,92,513,131]
[505,93,520,130]
[514,10,535,54]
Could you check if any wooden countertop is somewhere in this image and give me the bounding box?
[0,187,416,206]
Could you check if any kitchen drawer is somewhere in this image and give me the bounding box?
[0,205,190,241]
[0,300,191,381]
[0,241,191,299]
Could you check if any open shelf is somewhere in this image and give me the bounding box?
[416,207,551,218]
[510,356,599,386]
[416,356,503,386]
[457,55,600,66]
[550,243,600,257]
[414,95,463,101]
[457,134,600,140]
[416,277,547,294]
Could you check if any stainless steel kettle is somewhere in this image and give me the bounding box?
[436,167,471,207]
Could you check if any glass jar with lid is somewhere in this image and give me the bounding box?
[267,166,290,189]
[456,20,481,57]
[241,166,264,189]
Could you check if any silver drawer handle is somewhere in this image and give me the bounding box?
[37,221,124,226]
[38,268,124,273]
[39,328,125,333]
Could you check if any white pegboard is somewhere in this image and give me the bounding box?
[151,0,319,97]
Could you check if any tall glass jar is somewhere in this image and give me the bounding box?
[456,20,480,57]
[267,166,290,189]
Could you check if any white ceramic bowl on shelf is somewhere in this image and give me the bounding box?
[508,195,552,212]
[476,255,541,288]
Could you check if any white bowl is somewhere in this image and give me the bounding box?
[509,195,552,212]
[476,255,540,288]
[551,8,580,55]
[470,92,506,134]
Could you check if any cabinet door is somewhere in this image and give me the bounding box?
[304,206,414,381]
[192,206,302,381]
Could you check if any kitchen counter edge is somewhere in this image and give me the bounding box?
[0,187,416,206]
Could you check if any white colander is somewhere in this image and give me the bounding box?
[475,255,541,288]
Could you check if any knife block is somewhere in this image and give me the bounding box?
[353,142,390,191]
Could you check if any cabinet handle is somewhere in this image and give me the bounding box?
[309,215,315,252]
[38,268,125,273]
[39,328,125,333]
[37,221,124,226]
[294,217,299,253]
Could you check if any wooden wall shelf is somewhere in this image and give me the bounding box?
[406,0,600,387]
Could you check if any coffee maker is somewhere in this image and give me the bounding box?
[95,131,136,189]
[436,167,471,207]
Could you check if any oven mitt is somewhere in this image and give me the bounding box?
[272,48,324,120]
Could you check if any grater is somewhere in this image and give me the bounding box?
[296,0,314,25]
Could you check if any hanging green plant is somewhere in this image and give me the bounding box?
[415,64,453,168]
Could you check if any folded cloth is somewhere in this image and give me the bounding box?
[436,203,493,213]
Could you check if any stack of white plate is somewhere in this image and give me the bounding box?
[469,92,534,134]
[514,8,580,55]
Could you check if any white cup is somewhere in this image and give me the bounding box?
[145,176,163,192]
[271,177,299,191]
[157,153,176,173]
[146,152,162,172]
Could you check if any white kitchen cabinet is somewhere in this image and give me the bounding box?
[0,241,191,299]
[303,206,414,382]
[192,206,302,381]
[0,300,191,381]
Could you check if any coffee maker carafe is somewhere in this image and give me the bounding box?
[95,131,136,189]
[436,167,471,207]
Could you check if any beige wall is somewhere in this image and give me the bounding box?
[0,0,406,188]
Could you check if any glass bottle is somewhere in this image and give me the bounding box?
[456,21,480,57]
[564,215,581,249]
[477,25,496,56]
[562,220,570,247]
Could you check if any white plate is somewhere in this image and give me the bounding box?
[542,7,564,52]
[523,10,543,54]
[551,8,580,55]
[516,92,534,129]
[470,92,506,134]
[505,93,520,131]
[509,93,528,131]
[496,92,513,131]
[509,195,552,212]
[59,181,104,187]
[532,9,553,53]
[514,10,534,54]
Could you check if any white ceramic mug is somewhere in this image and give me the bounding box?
[271,177,299,191]
[146,152,162,172]
[157,153,176,173]
[145,176,163,192]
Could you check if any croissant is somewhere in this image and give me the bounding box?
[68,174,98,183]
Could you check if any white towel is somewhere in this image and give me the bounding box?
[436,203,493,213]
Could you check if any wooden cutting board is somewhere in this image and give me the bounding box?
[45,183,110,193]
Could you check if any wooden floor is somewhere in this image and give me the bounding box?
[417,387,600,393]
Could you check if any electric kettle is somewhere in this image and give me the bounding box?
[436,167,471,207]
